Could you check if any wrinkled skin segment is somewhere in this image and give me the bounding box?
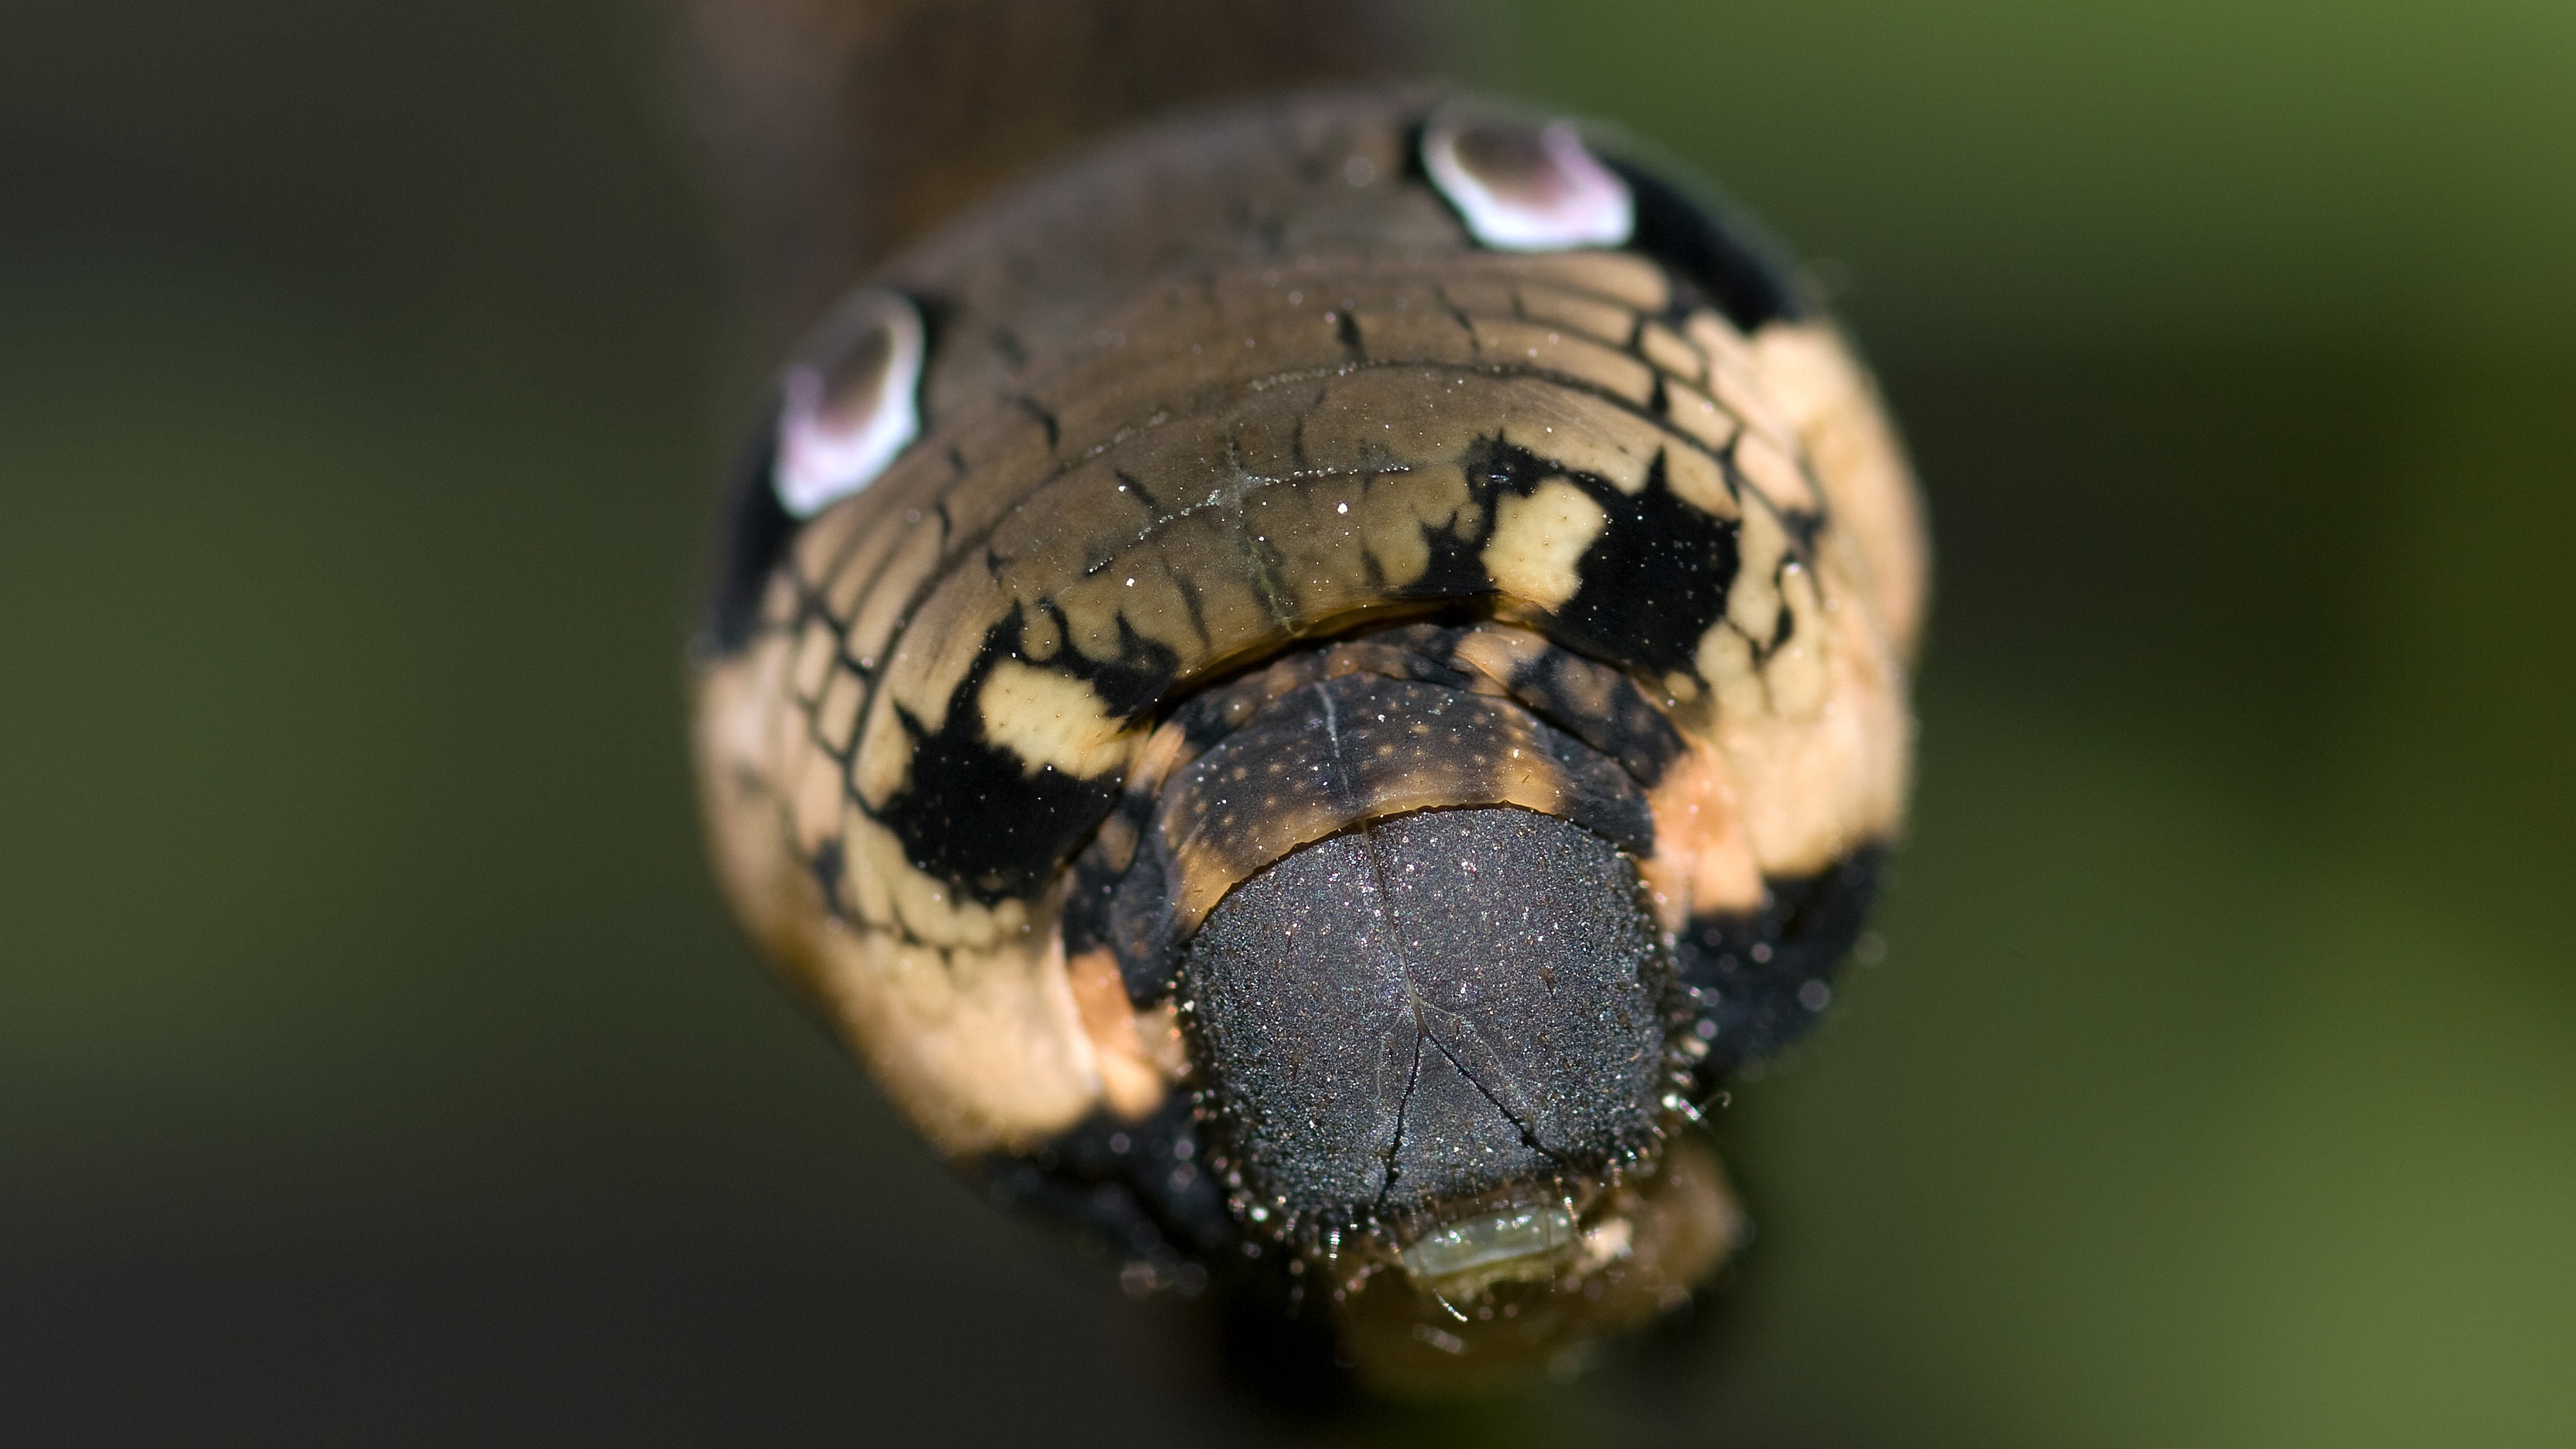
[690,86,1925,1393]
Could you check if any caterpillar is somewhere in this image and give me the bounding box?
[687,1,1924,1394]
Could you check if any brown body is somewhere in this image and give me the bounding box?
[686,5,1923,1394]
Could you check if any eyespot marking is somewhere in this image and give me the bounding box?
[775,289,925,518]
[1421,109,1633,253]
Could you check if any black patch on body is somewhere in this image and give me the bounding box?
[699,414,795,657]
[1180,807,1669,1237]
[1500,645,1689,787]
[872,608,1174,903]
[1392,435,1546,599]
[1405,437,1743,684]
[1675,846,1885,1083]
[1040,605,1181,718]
[879,709,1124,903]
[1610,161,1807,332]
[1553,452,1742,678]
[976,1093,1235,1270]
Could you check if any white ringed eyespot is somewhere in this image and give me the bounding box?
[1421,107,1634,253]
[774,288,925,518]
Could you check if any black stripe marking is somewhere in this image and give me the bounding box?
[1675,846,1885,1084]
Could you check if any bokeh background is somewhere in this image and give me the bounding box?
[5,1,2570,1443]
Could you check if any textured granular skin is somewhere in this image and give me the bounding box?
[1184,807,1667,1231]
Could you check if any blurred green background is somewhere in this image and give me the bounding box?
[4,1,2570,1443]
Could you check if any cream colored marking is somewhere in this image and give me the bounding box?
[977,661,1134,778]
[1659,444,1736,517]
[1637,320,1705,385]
[820,499,913,623]
[1683,309,1758,385]
[842,805,1030,949]
[1511,390,1659,494]
[1069,948,1180,1121]
[1666,386,1741,454]
[812,666,864,754]
[1696,622,1765,727]
[789,738,845,858]
[807,924,1098,1155]
[697,637,1109,1179]
[692,642,800,961]
[1481,479,1607,610]
[1752,322,1930,661]
[1762,561,1832,718]
[1469,318,1656,406]
[1446,624,1550,691]
[1638,749,1765,930]
[1515,284,1635,348]
[1726,501,1790,647]
[850,694,913,809]
[1708,349,1801,455]
[1731,428,1823,517]
[789,619,838,703]
[1710,577,1910,877]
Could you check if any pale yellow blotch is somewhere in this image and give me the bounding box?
[1068,948,1181,1121]
[1762,562,1832,719]
[1716,582,1911,879]
[789,742,845,858]
[1695,619,1769,725]
[850,694,913,808]
[1726,502,1791,646]
[1732,428,1823,517]
[1683,309,1756,379]
[843,805,1027,949]
[977,660,1135,779]
[1750,322,1930,661]
[1637,321,1705,386]
[1481,479,1608,611]
[813,667,864,755]
[821,503,913,623]
[1513,390,1659,494]
[1639,752,1766,928]
[1470,318,1656,407]
[1659,445,1738,518]
[1667,387,1740,454]
[808,925,1100,1155]
[790,620,838,704]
